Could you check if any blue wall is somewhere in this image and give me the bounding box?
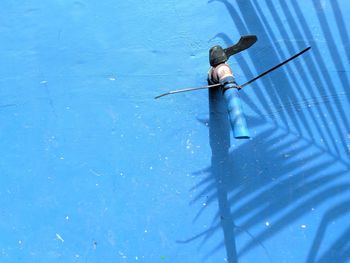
[0,0,349,262]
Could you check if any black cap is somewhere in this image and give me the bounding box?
[209,45,228,67]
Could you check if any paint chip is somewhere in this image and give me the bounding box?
[119,251,127,259]
[56,233,64,242]
[265,221,270,226]
[301,224,307,229]
[90,169,101,177]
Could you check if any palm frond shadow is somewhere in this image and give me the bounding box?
[179,0,350,262]
[182,90,350,262]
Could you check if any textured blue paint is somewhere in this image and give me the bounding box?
[0,0,350,263]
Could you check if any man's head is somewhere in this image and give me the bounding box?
[209,45,228,67]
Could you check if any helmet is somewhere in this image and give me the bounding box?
[209,45,228,67]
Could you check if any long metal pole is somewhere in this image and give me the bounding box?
[154,46,311,99]
[239,46,311,89]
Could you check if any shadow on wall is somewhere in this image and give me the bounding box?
[179,0,350,262]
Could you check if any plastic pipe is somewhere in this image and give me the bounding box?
[223,87,250,139]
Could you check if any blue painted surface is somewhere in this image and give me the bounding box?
[0,0,349,262]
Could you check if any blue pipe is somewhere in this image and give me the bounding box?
[222,82,250,139]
